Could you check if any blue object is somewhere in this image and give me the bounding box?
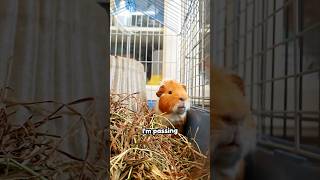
[136,0,164,23]
[115,0,120,9]
[147,100,156,109]
[125,0,136,12]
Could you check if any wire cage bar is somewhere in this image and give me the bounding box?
[212,0,320,160]
[110,0,211,110]
[110,0,188,33]
[179,0,210,110]
[110,12,164,84]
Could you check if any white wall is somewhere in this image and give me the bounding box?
[162,0,181,82]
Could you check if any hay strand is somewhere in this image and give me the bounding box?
[110,93,209,179]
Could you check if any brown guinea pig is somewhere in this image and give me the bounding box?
[154,80,190,134]
[212,67,256,180]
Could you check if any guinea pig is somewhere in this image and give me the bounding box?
[154,80,190,134]
[211,67,256,180]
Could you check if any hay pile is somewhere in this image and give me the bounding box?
[0,90,107,179]
[110,93,209,180]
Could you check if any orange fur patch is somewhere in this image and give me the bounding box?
[157,80,189,114]
[212,67,256,179]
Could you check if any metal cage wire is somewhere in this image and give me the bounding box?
[212,0,320,160]
[110,9,165,84]
[110,0,211,110]
[179,0,210,109]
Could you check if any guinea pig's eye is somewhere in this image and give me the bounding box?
[168,91,172,94]
[221,115,233,124]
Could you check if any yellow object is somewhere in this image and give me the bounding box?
[147,75,162,85]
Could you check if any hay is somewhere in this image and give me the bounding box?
[110,93,209,180]
[0,88,107,179]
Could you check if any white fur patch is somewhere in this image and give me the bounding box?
[154,99,190,124]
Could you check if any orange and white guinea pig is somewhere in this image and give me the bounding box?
[154,80,190,134]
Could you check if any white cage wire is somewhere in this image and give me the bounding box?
[179,0,210,109]
[110,14,164,83]
[110,0,211,110]
[212,0,320,160]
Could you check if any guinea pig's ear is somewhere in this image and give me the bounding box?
[181,84,187,91]
[228,74,245,96]
[156,85,165,97]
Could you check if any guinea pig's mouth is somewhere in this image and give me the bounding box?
[218,140,240,149]
[177,106,186,112]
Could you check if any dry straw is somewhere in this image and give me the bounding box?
[0,87,107,179]
[110,93,209,180]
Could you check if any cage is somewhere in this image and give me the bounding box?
[109,1,211,178]
[212,0,320,179]
[110,0,210,109]
[109,0,210,153]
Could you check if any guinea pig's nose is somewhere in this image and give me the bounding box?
[179,97,185,101]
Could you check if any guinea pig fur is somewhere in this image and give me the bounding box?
[212,67,256,180]
[154,80,190,134]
